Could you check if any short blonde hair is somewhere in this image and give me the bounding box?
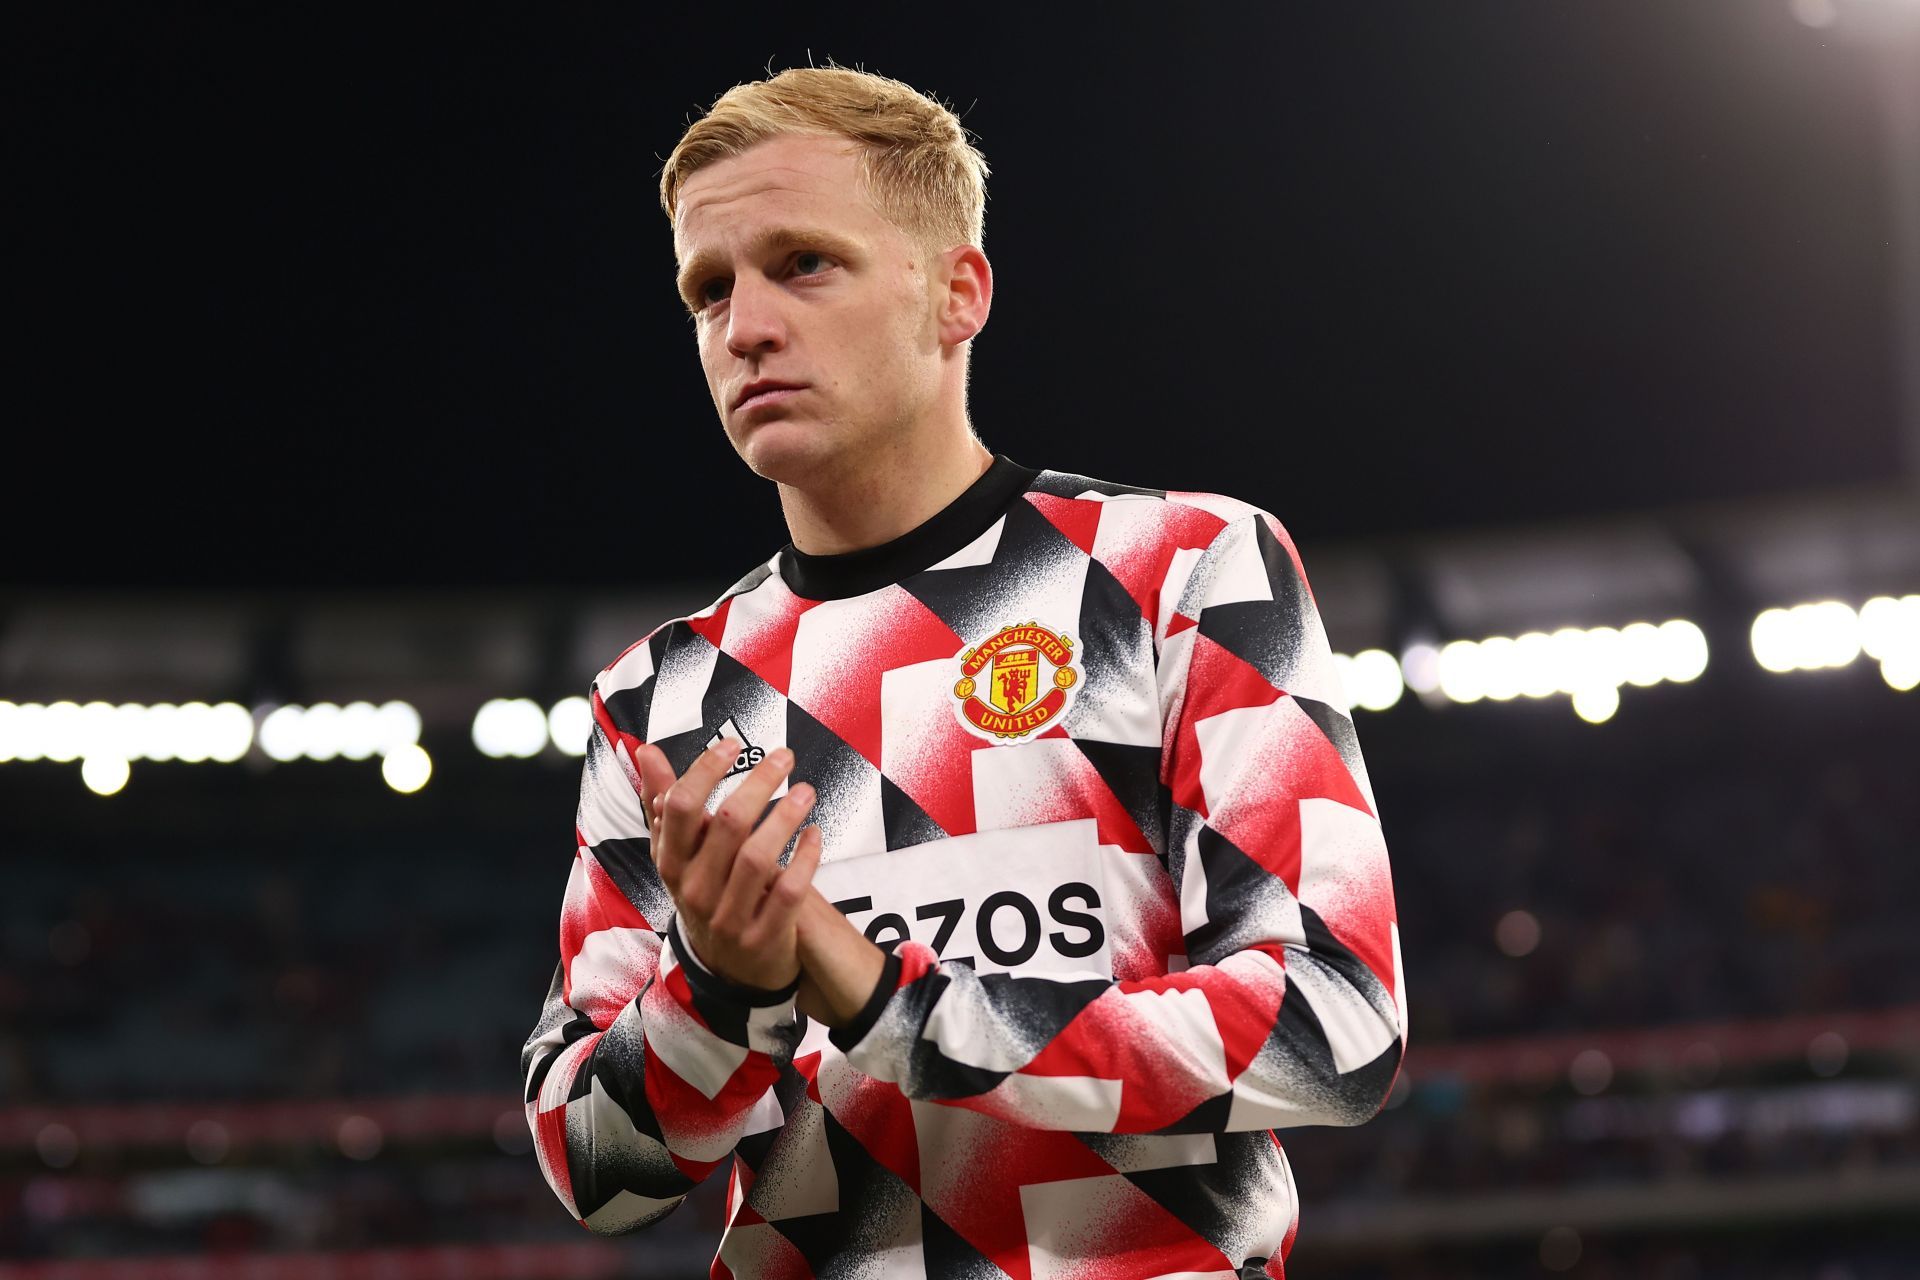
[660,65,989,254]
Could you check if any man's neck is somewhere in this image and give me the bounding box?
[779,432,995,556]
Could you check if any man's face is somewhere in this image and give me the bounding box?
[673,134,942,485]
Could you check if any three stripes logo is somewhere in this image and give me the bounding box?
[705,718,766,779]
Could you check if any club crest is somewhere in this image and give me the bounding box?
[951,621,1080,742]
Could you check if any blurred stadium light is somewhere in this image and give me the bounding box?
[380,743,433,793]
[0,489,1911,773]
[1752,593,1920,688]
[546,695,593,757]
[471,697,547,759]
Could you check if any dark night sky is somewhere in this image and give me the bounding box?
[9,3,1901,591]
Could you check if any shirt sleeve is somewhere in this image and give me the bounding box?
[829,509,1408,1134]
[520,665,803,1234]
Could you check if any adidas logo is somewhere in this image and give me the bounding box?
[705,718,767,779]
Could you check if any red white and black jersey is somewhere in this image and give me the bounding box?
[521,456,1407,1278]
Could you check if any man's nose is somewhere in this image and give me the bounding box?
[725,274,786,358]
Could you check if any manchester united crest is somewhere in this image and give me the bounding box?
[952,621,1080,742]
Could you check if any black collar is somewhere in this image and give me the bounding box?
[778,454,1038,600]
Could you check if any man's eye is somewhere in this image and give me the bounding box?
[794,252,830,276]
[696,279,730,307]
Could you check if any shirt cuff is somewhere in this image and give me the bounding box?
[668,914,801,1010]
[827,947,904,1054]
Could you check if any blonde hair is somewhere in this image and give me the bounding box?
[660,65,989,255]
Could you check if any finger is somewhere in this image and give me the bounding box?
[636,745,682,871]
[658,737,744,883]
[746,823,823,949]
[680,747,795,918]
[651,790,694,837]
[652,796,716,908]
[709,782,815,935]
[635,742,677,814]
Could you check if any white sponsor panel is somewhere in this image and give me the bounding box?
[811,820,1114,980]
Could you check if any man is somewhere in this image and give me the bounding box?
[522,65,1406,1278]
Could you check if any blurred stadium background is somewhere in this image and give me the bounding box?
[5,3,1918,1277]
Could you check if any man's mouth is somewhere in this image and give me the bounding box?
[734,380,808,411]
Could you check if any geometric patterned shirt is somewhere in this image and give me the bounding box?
[521,455,1407,1278]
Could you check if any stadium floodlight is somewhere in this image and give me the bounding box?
[1795,600,1861,669]
[1860,594,1920,662]
[1619,622,1666,688]
[79,701,116,760]
[107,703,147,761]
[382,744,432,793]
[1748,597,1917,675]
[1547,627,1590,695]
[145,704,181,762]
[1657,619,1710,683]
[547,695,593,755]
[1437,639,1486,703]
[1511,632,1558,699]
[1572,684,1620,724]
[1883,648,1920,692]
[1348,649,1404,711]
[375,701,422,756]
[1477,636,1523,702]
[258,705,305,763]
[1399,642,1441,695]
[1581,626,1625,690]
[10,703,49,761]
[81,755,130,796]
[337,701,381,761]
[174,702,215,763]
[42,701,84,763]
[473,697,547,759]
[207,702,253,763]
[301,703,343,762]
[1750,607,1797,673]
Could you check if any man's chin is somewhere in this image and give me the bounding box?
[736,420,842,487]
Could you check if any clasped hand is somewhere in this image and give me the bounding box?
[635,738,888,1027]
[636,737,822,992]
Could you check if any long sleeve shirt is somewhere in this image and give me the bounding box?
[521,455,1407,1278]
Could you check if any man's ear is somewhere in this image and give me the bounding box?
[935,244,992,347]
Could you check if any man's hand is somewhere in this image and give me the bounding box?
[793,887,889,1030]
[635,737,822,993]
